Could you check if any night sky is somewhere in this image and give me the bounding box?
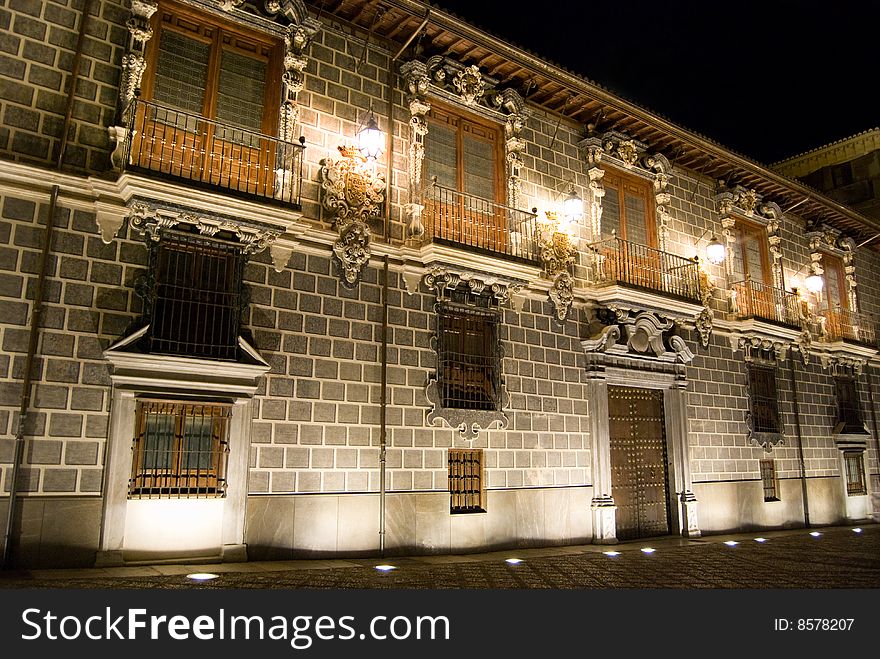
[432,1,877,165]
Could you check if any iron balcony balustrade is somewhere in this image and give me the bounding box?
[421,182,540,264]
[123,98,305,208]
[731,277,802,328]
[587,236,702,303]
[819,307,878,347]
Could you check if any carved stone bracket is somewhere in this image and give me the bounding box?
[549,271,574,322]
[127,202,281,254]
[695,307,713,349]
[319,150,386,286]
[818,353,868,376]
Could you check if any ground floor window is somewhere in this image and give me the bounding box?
[844,451,867,496]
[129,400,231,498]
[760,458,779,502]
[448,448,484,513]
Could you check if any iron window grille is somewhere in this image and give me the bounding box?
[129,400,231,499]
[747,363,783,434]
[448,448,485,513]
[834,377,865,434]
[843,452,867,496]
[437,303,501,411]
[143,230,246,361]
[759,459,779,502]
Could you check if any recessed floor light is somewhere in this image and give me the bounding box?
[375,564,396,572]
[754,538,767,543]
[724,540,739,546]
[186,573,219,581]
[505,558,523,564]
[852,528,862,533]
[810,531,822,537]
[603,551,621,557]
[640,547,656,554]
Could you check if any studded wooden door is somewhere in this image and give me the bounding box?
[609,386,671,541]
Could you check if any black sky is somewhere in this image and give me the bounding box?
[432,0,877,164]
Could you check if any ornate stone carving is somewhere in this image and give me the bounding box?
[425,383,509,440]
[695,307,714,349]
[319,149,385,286]
[117,1,157,118]
[280,18,321,143]
[332,220,371,286]
[217,0,246,10]
[759,202,785,291]
[601,131,647,168]
[818,353,867,375]
[127,203,280,254]
[583,309,694,363]
[400,60,431,238]
[270,243,295,273]
[423,266,522,307]
[733,336,788,362]
[452,64,485,106]
[643,153,672,252]
[548,271,574,322]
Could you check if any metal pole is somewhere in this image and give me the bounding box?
[866,365,880,510]
[787,352,810,528]
[2,0,93,569]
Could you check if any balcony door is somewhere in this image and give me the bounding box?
[730,219,774,320]
[601,170,659,289]
[424,105,506,251]
[133,2,281,194]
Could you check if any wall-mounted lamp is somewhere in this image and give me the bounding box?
[561,185,584,228]
[804,272,824,295]
[696,228,725,266]
[356,108,384,160]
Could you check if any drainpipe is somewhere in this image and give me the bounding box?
[2,0,94,569]
[376,12,430,557]
[787,351,810,528]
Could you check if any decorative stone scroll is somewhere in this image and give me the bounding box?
[582,309,694,364]
[319,148,386,286]
[127,202,281,254]
[423,266,522,308]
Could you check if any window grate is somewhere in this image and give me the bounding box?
[844,452,867,496]
[449,448,484,513]
[129,400,231,499]
[438,305,500,411]
[760,459,779,502]
[748,364,782,434]
[148,232,244,361]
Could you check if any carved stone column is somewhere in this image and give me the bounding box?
[643,153,672,253]
[840,237,859,312]
[760,202,785,291]
[280,18,320,142]
[587,376,617,544]
[501,90,527,213]
[580,138,605,242]
[664,381,701,538]
[400,60,430,238]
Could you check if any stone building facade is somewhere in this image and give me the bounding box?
[0,0,878,567]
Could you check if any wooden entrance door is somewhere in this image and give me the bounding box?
[609,386,671,541]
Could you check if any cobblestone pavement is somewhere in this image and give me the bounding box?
[1,524,878,590]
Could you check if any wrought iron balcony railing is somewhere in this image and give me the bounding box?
[124,98,305,208]
[421,182,540,263]
[587,236,702,302]
[731,278,802,328]
[820,307,877,346]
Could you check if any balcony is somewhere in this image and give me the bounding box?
[587,237,702,303]
[731,278,802,329]
[421,183,540,264]
[820,308,877,347]
[123,98,305,208]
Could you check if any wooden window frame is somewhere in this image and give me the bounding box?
[141,0,282,135]
[424,102,506,205]
[601,168,657,247]
[129,400,231,498]
[448,448,485,513]
[731,217,772,285]
[759,458,779,502]
[821,253,849,312]
[843,451,867,496]
[834,376,865,434]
